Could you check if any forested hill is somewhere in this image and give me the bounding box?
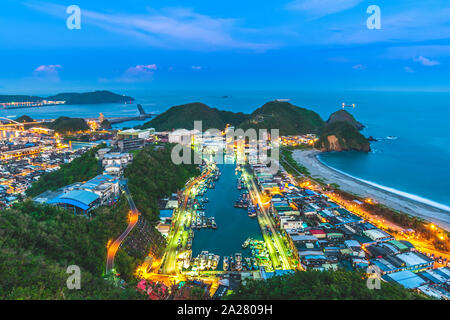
[238,101,325,135]
[226,269,428,300]
[47,90,134,104]
[0,90,133,104]
[142,102,249,131]
[142,100,325,135]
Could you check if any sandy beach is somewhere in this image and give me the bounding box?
[292,149,450,232]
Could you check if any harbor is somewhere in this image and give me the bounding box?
[189,163,264,271]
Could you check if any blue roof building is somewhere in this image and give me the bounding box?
[48,189,100,215]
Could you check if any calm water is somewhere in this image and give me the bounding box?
[191,164,262,258]
[2,89,449,215]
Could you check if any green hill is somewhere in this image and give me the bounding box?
[327,109,364,130]
[142,102,249,131]
[238,101,325,135]
[317,121,370,152]
[226,269,427,300]
[44,116,90,134]
[47,90,134,105]
[15,115,34,123]
[0,95,42,103]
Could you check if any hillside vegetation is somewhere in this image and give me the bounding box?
[0,200,144,299]
[227,270,427,300]
[142,102,249,131]
[326,109,364,130]
[142,101,325,136]
[0,90,133,105]
[239,101,325,136]
[43,116,90,134]
[124,144,200,222]
[47,90,134,104]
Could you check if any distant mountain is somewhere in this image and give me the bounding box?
[326,109,364,130]
[47,90,134,105]
[0,95,43,103]
[239,101,325,136]
[142,102,249,131]
[316,121,370,152]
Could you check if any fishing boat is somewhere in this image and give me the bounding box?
[223,256,229,271]
[207,253,213,269]
[230,256,235,270]
[242,237,251,249]
[211,218,217,229]
[212,255,220,270]
[245,257,252,270]
[252,257,258,270]
[235,253,243,271]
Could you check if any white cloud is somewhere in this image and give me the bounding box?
[285,0,363,18]
[191,66,202,70]
[33,64,62,81]
[404,66,414,73]
[25,2,276,51]
[352,64,366,70]
[99,64,158,83]
[414,56,440,66]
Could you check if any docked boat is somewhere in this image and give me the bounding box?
[212,255,220,270]
[223,256,229,271]
[211,218,217,229]
[242,237,251,249]
[207,253,213,269]
[245,257,252,270]
[235,253,243,271]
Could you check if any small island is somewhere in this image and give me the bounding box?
[0,90,134,108]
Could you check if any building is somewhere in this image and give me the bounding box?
[168,129,201,145]
[47,189,100,215]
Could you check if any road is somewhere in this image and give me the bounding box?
[242,167,291,270]
[105,181,139,275]
[160,168,212,275]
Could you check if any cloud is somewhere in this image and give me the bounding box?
[285,0,363,18]
[352,64,366,70]
[414,56,440,67]
[32,64,62,81]
[24,2,276,52]
[191,66,202,70]
[404,66,414,73]
[100,64,158,83]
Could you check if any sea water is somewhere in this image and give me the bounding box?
[2,89,449,213]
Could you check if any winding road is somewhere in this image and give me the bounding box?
[105,180,139,275]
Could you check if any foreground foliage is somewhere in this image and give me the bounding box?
[227,270,427,300]
[0,201,144,299]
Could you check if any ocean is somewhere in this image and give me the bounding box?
[2,89,449,213]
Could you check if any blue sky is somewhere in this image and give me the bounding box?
[1,0,450,94]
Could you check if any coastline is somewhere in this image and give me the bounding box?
[292,149,450,232]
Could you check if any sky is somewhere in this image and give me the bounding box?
[1,0,450,94]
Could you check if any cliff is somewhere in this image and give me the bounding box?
[317,121,371,152]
